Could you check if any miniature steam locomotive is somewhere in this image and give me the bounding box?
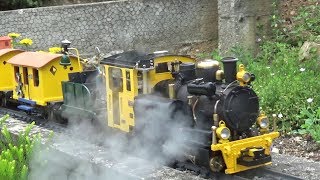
[0,43,279,174]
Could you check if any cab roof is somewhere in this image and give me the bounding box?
[100,50,190,68]
[100,51,153,68]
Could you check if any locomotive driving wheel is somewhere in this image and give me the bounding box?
[209,155,225,172]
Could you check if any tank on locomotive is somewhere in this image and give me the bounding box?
[62,50,279,174]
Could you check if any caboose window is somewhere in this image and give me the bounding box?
[33,69,39,87]
[14,66,19,82]
[23,67,29,85]
[155,62,169,73]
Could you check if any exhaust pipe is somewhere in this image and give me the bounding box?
[221,57,238,83]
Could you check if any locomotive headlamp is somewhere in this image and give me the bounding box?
[242,72,251,82]
[216,121,231,140]
[220,128,231,139]
[257,115,269,129]
[236,64,251,86]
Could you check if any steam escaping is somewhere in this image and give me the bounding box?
[29,73,204,179]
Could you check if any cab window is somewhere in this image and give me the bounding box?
[155,62,169,73]
[126,70,131,91]
[109,67,123,92]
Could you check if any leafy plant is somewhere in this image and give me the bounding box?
[7,32,33,50]
[297,107,320,142]
[246,42,320,132]
[48,46,62,54]
[196,49,222,60]
[7,33,21,48]
[0,115,39,180]
[0,0,44,10]
[271,0,320,46]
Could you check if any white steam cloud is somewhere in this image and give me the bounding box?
[29,72,203,180]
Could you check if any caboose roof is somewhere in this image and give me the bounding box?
[0,49,24,57]
[0,36,11,41]
[7,51,63,68]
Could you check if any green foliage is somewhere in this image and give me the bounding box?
[0,0,44,10]
[211,0,320,137]
[0,115,39,180]
[236,42,320,132]
[271,0,320,46]
[297,107,320,142]
[196,49,222,60]
[7,33,34,50]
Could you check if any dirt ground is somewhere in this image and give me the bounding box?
[173,40,217,59]
[279,0,317,25]
[274,135,320,161]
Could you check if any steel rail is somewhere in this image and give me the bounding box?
[0,106,65,133]
[236,167,303,180]
[174,160,303,180]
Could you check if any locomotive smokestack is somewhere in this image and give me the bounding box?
[221,57,238,83]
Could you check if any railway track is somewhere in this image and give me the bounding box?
[171,156,303,180]
[0,107,304,180]
[0,106,46,124]
[0,106,66,134]
[236,167,303,180]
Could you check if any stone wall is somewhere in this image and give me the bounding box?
[218,0,273,55]
[0,0,218,54]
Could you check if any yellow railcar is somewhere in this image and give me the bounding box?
[7,51,82,110]
[0,49,24,91]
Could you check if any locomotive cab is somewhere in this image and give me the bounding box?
[100,51,196,132]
